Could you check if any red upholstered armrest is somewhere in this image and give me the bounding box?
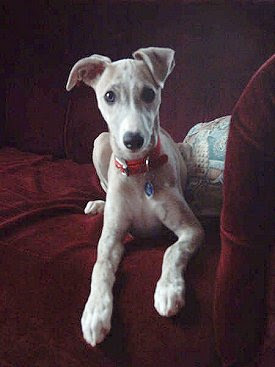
[214,55,275,366]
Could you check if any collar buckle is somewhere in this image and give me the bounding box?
[115,157,129,176]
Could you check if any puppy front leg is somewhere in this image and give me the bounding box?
[154,190,204,317]
[81,215,126,346]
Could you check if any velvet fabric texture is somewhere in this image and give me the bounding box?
[214,55,275,366]
[0,148,221,366]
[0,1,274,366]
[4,72,68,158]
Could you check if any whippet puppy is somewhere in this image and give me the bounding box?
[66,47,204,347]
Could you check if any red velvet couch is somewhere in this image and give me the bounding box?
[0,1,274,366]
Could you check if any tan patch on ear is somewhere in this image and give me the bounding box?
[79,64,103,81]
[88,63,105,78]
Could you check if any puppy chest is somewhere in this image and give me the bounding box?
[129,199,162,237]
[113,167,179,236]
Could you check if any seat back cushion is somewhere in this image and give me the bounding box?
[5,70,67,157]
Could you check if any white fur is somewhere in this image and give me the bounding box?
[67,48,204,346]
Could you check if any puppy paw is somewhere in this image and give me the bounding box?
[81,290,113,347]
[154,278,185,317]
[84,200,105,216]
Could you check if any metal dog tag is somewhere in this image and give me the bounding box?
[144,156,154,198]
[144,181,154,198]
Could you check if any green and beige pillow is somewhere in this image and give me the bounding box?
[180,115,231,217]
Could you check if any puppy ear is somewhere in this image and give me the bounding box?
[66,54,111,91]
[132,47,175,88]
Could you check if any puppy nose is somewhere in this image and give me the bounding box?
[123,132,144,150]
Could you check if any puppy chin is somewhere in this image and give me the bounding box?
[115,144,146,161]
[122,147,148,160]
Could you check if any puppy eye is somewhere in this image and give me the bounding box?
[104,91,116,104]
[141,87,155,103]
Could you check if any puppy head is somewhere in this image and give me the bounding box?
[66,47,175,159]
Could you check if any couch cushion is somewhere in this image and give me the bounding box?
[5,71,67,157]
[0,147,222,366]
[64,86,107,164]
[0,147,104,256]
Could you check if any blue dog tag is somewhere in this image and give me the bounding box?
[144,181,154,198]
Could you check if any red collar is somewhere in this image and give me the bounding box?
[114,137,168,176]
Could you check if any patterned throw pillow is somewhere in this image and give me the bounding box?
[180,115,231,217]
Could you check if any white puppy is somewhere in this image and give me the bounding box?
[66,47,204,347]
